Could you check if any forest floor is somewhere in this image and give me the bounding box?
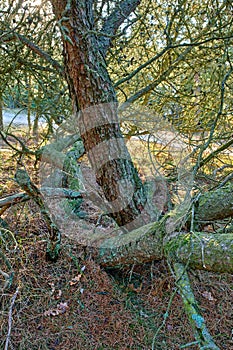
[0,133,233,350]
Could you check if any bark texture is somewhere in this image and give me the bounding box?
[195,183,233,222]
[50,0,149,230]
[96,223,233,273]
[173,263,220,350]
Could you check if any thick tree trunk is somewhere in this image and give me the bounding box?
[42,3,233,348]
[50,0,149,231]
[95,219,233,273]
[92,185,233,271]
[194,183,233,222]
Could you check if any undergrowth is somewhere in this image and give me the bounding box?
[0,208,233,349]
[0,144,233,349]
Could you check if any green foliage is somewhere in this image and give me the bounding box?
[0,0,70,131]
[1,0,233,197]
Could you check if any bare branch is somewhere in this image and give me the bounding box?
[114,34,233,89]
[0,188,83,209]
[0,130,35,155]
[120,45,193,106]
[173,263,220,349]
[99,0,141,55]
[0,192,30,208]
[114,47,169,88]
[0,31,64,75]
[17,33,64,75]
[197,138,233,171]
[4,287,19,350]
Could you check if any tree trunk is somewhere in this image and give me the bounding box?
[0,91,3,130]
[50,0,150,231]
[194,183,233,223]
[94,183,233,271]
[27,73,32,133]
[39,3,232,348]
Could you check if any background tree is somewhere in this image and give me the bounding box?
[0,0,69,134]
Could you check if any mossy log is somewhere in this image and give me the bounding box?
[96,221,233,274]
[94,183,233,272]
[173,263,220,350]
[195,183,233,222]
[96,221,165,266]
[164,232,233,273]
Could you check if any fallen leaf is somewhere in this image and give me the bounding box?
[48,282,55,295]
[57,302,69,314]
[44,301,69,317]
[202,291,216,301]
[70,274,82,286]
[54,289,62,300]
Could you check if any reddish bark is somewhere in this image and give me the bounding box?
[50,0,150,230]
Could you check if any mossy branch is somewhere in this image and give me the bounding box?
[174,263,220,350]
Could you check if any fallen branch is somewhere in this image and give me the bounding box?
[0,192,30,208]
[174,263,220,350]
[95,221,233,274]
[4,286,19,350]
[0,188,83,208]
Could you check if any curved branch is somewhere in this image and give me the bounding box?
[100,0,141,55]
[196,138,233,171]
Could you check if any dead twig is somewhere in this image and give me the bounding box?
[4,286,19,350]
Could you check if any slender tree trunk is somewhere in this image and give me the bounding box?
[50,1,149,230]
[27,74,32,133]
[33,85,41,141]
[0,91,3,130]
